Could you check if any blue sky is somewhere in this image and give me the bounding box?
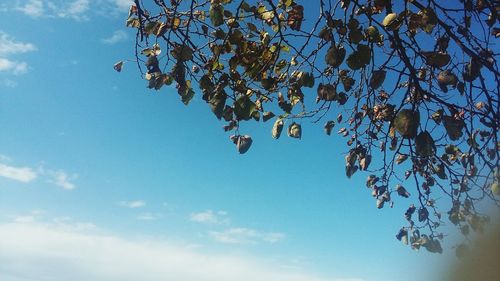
[0,1,466,281]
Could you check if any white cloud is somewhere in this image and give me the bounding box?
[0,157,77,189]
[16,0,89,20]
[0,31,36,75]
[119,200,146,208]
[102,30,128,44]
[190,210,229,225]
[136,213,161,221]
[111,0,133,11]
[0,163,37,183]
[0,220,338,281]
[0,58,29,75]
[16,0,44,17]
[0,32,37,56]
[47,170,77,190]
[209,228,285,245]
[56,0,89,20]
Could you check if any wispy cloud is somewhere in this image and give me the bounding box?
[0,156,77,189]
[0,31,37,56]
[0,163,37,183]
[190,210,229,225]
[0,31,36,75]
[16,0,44,17]
[0,220,337,281]
[102,30,128,45]
[209,228,285,245]
[119,200,146,208]
[136,212,161,221]
[16,0,90,21]
[0,58,28,75]
[47,170,77,190]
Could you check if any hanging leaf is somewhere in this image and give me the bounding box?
[415,131,435,157]
[443,116,465,141]
[396,228,409,245]
[418,207,429,222]
[369,70,386,89]
[393,109,420,139]
[324,121,335,135]
[288,122,302,139]
[325,44,346,68]
[423,52,451,68]
[262,112,275,122]
[231,135,253,154]
[382,13,399,30]
[287,4,304,31]
[396,154,408,164]
[272,118,284,139]
[433,163,448,179]
[234,95,257,121]
[396,184,410,198]
[359,155,371,170]
[113,61,124,72]
[209,92,227,119]
[209,4,224,27]
[317,83,337,101]
[171,44,193,62]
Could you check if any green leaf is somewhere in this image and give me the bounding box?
[234,95,257,121]
[210,4,224,27]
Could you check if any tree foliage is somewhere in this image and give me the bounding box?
[116,0,500,253]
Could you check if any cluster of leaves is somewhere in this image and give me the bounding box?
[116,0,499,253]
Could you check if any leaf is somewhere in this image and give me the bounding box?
[324,121,335,135]
[171,44,193,62]
[433,163,448,179]
[437,70,458,92]
[396,184,410,198]
[369,70,386,89]
[346,44,371,70]
[359,155,371,170]
[443,116,465,141]
[418,207,429,222]
[287,122,302,139]
[234,95,257,121]
[126,17,140,28]
[383,13,402,31]
[423,52,451,68]
[365,26,380,42]
[209,92,227,119]
[396,154,408,164]
[287,4,304,31]
[231,135,253,154]
[262,112,275,122]
[272,118,284,139]
[366,175,379,187]
[415,131,435,157]
[382,13,398,28]
[113,61,124,72]
[325,44,345,68]
[393,109,419,139]
[317,83,337,101]
[209,4,224,27]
